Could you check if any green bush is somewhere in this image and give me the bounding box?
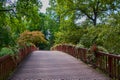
[76,43,85,48]
[79,26,102,48]
[55,28,85,44]
[55,24,120,54]
[102,26,120,54]
[0,47,14,57]
[0,26,14,49]
[79,25,120,54]
[97,46,108,53]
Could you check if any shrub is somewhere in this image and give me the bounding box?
[97,46,108,53]
[79,26,102,48]
[102,26,120,54]
[76,43,85,48]
[55,28,85,44]
[17,30,47,47]
[0,26,14,49]
[0,47,14,57]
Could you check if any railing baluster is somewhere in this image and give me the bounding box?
[53,44,120,80]
[0,46,37,80]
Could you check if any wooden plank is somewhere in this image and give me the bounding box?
[9,51,110,80]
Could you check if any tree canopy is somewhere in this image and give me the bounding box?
[0,0,120,54]
[56,0,120,26]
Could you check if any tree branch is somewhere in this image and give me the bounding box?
[0,9,13,12]
[81,9,94,21]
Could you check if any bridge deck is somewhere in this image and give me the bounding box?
[9,51,110,80]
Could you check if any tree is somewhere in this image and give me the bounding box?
[16,0,42,30]
[107,12,120,26]
[44,0,60,47]
[0,0,45,49]
[0,0,15,48]
[56,0,120,26]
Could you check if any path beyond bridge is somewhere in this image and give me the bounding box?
[9,51,110,80]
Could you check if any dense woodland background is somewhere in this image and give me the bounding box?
[0,0,120,55]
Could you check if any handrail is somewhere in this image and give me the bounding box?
[52,44,120,80]
[0,45,37,80]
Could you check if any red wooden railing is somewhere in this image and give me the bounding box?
[0,45,37,80]
[52,44,120,80]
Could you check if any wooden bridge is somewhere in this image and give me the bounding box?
[1,45,120,80]
[9,51,110,80]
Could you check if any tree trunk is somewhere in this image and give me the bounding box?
[93,19,97,26]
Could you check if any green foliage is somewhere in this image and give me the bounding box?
[16,0,42,30]
[55,23,120,54]
[97,46,108,53]
[0,0,120,54]
[0,26,15,48]
[0,47,14,57]
[76,43,85,48]
[0,0,60,50]
[102,26,120,54]
[55,27,84,44]
[45,1,60,48]
[78,25,120,54]
[56,0,120,26]
[79,26,102,48]
[10,45,20,54]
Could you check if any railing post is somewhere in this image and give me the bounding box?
[84,48,87,63]
[53,44,120,80]
[108,56,112,78]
